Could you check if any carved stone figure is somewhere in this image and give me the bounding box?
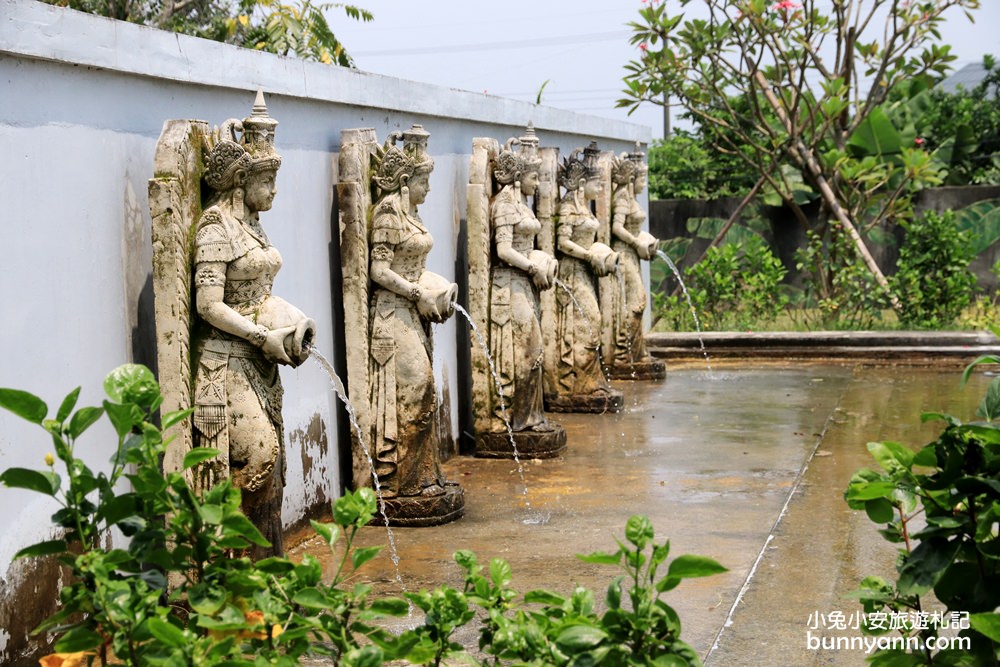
[338,125,464,526]
[150,91,315,559]
[604,145,666,380]
[467,125,567,458]
[544,142,624,413]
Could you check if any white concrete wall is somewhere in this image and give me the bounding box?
[0,3,648,657]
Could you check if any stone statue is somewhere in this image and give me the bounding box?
[605,145,666,380]
[150,91,315,559]
[467,125,567,458]
[544,142,624,413]
[338,125,464,526]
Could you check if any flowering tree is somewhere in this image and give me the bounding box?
[619,0,981,312]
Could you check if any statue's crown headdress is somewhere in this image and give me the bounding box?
[613,142,646,185]
[373,124,434,193]
[559,140,601,190]
[493,121,543,185]
[204,89,282,191]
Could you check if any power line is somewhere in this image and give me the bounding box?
[353,30,629,57]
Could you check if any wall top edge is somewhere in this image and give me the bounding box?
[0,0,651,144]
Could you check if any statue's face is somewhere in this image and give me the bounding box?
[583,176,602,201]
[634,170,647,195]
[409,171,431,207]
[245,169,278,213]
[521,169,540,196]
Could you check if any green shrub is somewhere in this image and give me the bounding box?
[795,227,892,330]
[654,235,788,331]
[891,210,977,329]
[845,341,1000,665]
[0,365,726,666]
[647,131,756,200]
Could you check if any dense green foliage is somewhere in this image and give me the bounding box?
[0,365,725,665]
[891,210,978,329]
[845,346,1000,665]
[44,0,372,65]
[911,56,1000,186]
[654,235,788,332]
[647,131,756,201]
[792,228,892,330]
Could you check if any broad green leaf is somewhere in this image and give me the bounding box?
[845,479,898,502]
[194,604,247,630]
[867,441,914,472]
[221,514,270,547]
[656,575,681,592]
[53,627,103,653]
[103,401,139,438]
[978,377,1000,421]
[865,498,896,524]
[13,539,67,559]
[368,597,410,616]
[104,364,158,408]
[577,550,621,566]
[962,424,1000,445]
[293,588,335,610]
[969,612,1000,643]
[55,388,80,423]
[161,407,193,431]
[554,624,607,652]
[183,447,220,470]
[310,519,340,546]
[606,575,623,610]
[848,106,902,157]
[189,582,227,615]
[345,645,384,667]
[98,493,138,526]
[254,557,294,574]
[489,558,512,588]
[351,545,382,570]
[524,589,566,606]
[67,406,104,440]
[951,199,1000,256]
[667,554,728,579]
[147,617,188,648]
[625,515,654,548]
[0,388,47,423]
[897,539,961,596]
[0,467,60,496]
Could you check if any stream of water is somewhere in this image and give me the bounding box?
[307,347,406,594]
[655,250,712,373]
[452,303,545,524]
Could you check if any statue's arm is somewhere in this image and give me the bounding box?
[369,246,419,300]
[195,266,292,363]
[493,203,533,273]
[555,212,591,261]
[611,191,639,247]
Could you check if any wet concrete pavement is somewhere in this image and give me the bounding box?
[290,362,994,665]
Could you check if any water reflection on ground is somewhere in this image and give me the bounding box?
[290,362,993,665]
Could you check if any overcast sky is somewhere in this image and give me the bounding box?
[333,1,999,141]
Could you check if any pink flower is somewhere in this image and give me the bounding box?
[914,137,925,146]
[639,42,648,52]
[771,0,801,10]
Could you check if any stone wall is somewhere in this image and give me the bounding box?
[0,1,649,662]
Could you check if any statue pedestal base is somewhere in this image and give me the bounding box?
[380,483,465,527]
[475,425,567,459]
[544,390,624,414]
[609,359,666,381]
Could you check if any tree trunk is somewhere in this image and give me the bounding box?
[753,72,901,313]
